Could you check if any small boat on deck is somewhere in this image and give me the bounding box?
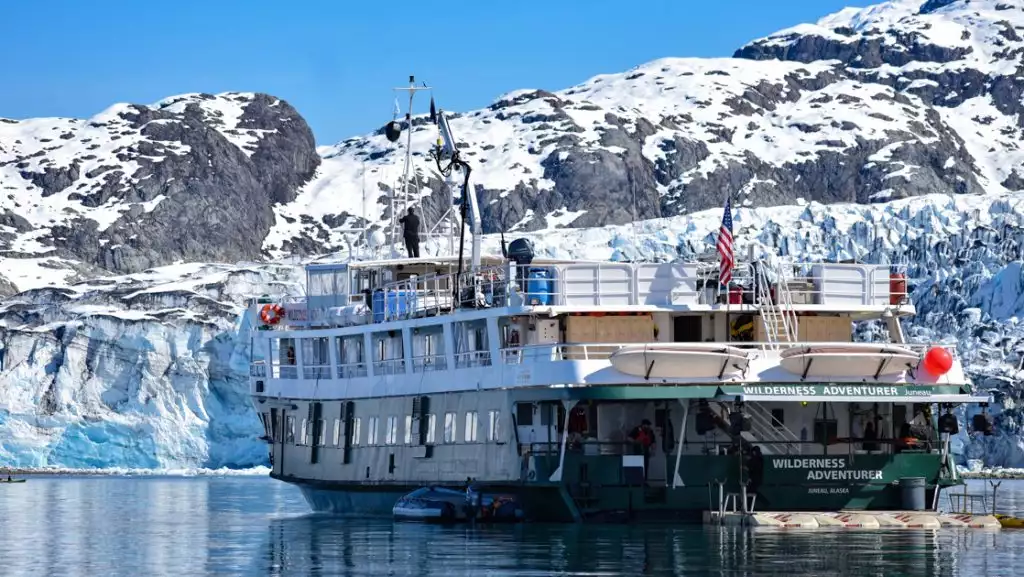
[609,343,751,379]
[779,343,920,379]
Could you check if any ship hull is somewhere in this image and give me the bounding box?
[274,451,953,523]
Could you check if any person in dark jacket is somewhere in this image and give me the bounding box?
[399,207,421,258]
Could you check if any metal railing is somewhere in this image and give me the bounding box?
[411,354,448,373]
[248,340,956,382]
[498,341,957,364]
[252,261,912,331]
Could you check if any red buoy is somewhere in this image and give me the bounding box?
[922,347,953,377]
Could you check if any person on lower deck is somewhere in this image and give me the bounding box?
[628,419,655,479]
[399,207,420,258]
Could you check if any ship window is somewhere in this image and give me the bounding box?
[351,418,361,446]
[488,410,501,441]
[444,412,457,443]
[515,403,533,426]
[385,416,398,445]
[368,417,379,445]
[771,409,785,429]
[286,416,295,443]
[426,414,437,444]
[317,419,326,446]
[404,415,413,444]
[333,419,341,446]
[464,411,479,442]
[300,419,309,445]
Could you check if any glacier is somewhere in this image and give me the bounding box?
[3,191,1024,470]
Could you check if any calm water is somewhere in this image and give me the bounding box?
[0,476,1022,576]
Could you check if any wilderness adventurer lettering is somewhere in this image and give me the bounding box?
[772,457,883,481]
[744,386,912,397]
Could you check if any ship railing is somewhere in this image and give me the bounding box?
[337,362,368,379]
[302,365,333,380]
[713,261,909,308]
[498,341,956,364]
[259,260,911,331]
[455,350,492,368]
[412,354,448,373]
[373,358,406,376]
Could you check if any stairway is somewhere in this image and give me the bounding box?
[742,401,802,455]
[753,262,799,348]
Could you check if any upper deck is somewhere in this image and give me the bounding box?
[265,257,913,332]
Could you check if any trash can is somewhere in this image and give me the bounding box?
[900,477,926,511]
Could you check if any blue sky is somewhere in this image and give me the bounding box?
[0,0,877,145]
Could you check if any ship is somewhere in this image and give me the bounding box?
[246,77,992,522]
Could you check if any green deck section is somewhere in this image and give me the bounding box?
[527,451,950,516]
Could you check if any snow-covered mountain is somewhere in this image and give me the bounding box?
[2,0,1024,470]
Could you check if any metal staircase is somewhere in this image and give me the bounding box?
[741,402,802,455]
[753,262,799,348]
[710,401,803,455]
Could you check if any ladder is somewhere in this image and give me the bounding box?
[753,262,799,348]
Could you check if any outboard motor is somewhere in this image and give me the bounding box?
[507,238,535,292]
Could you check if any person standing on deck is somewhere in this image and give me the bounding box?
[399,207,421,258]
[628,419,655,480]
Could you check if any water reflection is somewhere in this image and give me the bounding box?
[0,476,1022,576]
[255,514,1024,577]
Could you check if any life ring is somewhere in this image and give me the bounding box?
[260,303,285,325]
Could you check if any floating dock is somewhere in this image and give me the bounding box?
[703,510,1003,529]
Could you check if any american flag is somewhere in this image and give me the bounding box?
[717,198,734,286]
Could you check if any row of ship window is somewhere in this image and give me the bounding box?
[260,410,503,447]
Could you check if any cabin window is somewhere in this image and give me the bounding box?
[351,418,361,446]
[299,419,308,445]
[302,337,332,379]
[259,413,271,438]
[454,320,491,368]
[771,409,785,429]
[488,410,501,441]
[274,338,298,379]
[404,415,413,444]
[368,417,379,445]
[464,411,479,442]
[286,416,295,443]
[426,414,437,444]
[333,419,341,446]
[317,419,326,446]
[337,336,366,378]
[444,412,457,443]
[515,403,534,426]
[385,416,398,445]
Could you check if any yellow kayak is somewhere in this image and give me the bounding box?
[996,514,1024,529]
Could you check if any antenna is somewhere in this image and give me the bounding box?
[391,75,432,255]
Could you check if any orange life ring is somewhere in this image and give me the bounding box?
[260,303,284,325]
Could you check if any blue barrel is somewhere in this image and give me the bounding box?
[900,477,926,511]
[372,290,385,323]
[526,268,553,305]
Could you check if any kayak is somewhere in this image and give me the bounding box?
[0,479,26,483]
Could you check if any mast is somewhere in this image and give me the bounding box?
[392,75,431,255]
